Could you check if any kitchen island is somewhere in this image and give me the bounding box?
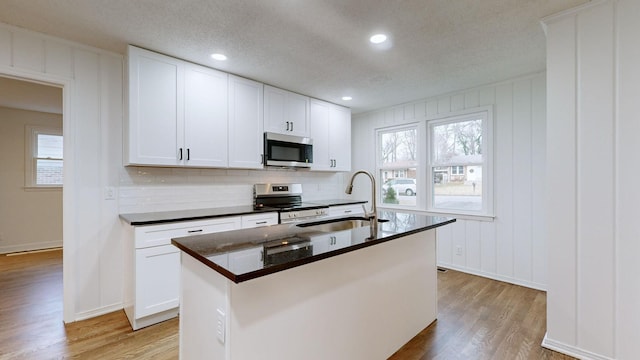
[172,211,455,360]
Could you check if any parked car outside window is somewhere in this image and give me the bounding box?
[383,178,416,196]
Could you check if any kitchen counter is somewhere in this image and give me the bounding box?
[119,200,367,226]
[172,211,454,283]
[176,210,455,360]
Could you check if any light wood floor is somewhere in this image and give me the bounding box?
[0,250,574,359]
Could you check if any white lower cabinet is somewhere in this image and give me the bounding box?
[241,212,279,229]
[135,244,181,318]
[124,216,242,330]
[328,204,365,218]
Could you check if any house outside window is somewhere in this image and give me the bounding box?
[25,126,63,188]
[376,125,418,206]
[428,110,492,215]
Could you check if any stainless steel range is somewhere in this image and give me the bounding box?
[253,183,328,224]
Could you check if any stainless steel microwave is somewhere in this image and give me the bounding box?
[264,132,313,168]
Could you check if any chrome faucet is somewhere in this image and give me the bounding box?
[345,170,378,236]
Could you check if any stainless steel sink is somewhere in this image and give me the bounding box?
[297,217,388,232]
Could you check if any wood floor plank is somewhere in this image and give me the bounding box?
[1,250,574,359]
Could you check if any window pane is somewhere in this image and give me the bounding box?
[36,159,63,185]
[380,128,417,166]
[380,169,417,206]
[432,165,482,211]
[432,119,482,164]
[37,134,63,158]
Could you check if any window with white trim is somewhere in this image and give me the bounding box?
[376,125,418,206]
[428,110,491,215]
[25,126,63,187]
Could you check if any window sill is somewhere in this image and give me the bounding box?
[23,186,63,192]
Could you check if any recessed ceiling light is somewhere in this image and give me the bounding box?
[369,34,387,44]
[342,96,353,101]
[210,53,227,61]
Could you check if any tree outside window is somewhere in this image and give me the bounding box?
[377,126,418,206]
[429,114,486,213]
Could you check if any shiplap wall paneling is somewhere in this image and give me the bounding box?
[530,76,546,286]
[543,1,624,358]
[512,79,533,282]
[0,22,126,321]
[576,3,615,355]
[353,73,547,290]
[545,12,578,349]
[494,83,515,279]
[616,1,640,358]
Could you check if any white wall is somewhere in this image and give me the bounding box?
[0,106,63,253]
[0,22,349,322]
[352,73,547,290]
[543,1,640,359]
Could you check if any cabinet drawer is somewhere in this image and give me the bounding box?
[328,204,365,218]
[134,217,241,248]
[241,212,279,229]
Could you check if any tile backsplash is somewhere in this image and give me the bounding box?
[119,166,350,213]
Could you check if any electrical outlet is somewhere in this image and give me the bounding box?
[455,245,463,256]
[104,186,116,200]
[216,308,225,344]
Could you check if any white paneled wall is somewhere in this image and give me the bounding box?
[543,1,640,359]
[0,22,125,321]
[352,73,547,290]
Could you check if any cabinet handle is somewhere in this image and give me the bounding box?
[286,121,290,131]
[261,154,264,164]
[290,122,294,132]
[187,148,190,161]
[256,221,268,225]
[188,229,203,233]
[179,148,183,160]
[344,210,352,214]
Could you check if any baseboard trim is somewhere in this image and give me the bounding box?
[0,241,62,255]
[436,262,547,291]
[72,303,124,323]
[542,333,614,360]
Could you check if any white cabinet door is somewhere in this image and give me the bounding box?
[228,75,264,169]
[309,99,331,170]
[329,105,351,171]
[127,46,183,166]
[264,85,309,137]
[310,99,351,171]
[183,64,228,167]
[241,212,279,229]
[135,244,181,318]
[328,204,365,218]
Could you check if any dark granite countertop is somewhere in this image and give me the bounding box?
[308,199,367,207]
[119,205,274,226]
[172,211,455,283]
[119,200,368,226]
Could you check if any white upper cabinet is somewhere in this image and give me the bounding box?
[183,64,228,167]
[264,85,310,137]
[310,99,351,171]
[127,46,182,166]
[126,45,228,167]
[228,75,264,169]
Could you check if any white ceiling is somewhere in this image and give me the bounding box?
[0,0,589,114]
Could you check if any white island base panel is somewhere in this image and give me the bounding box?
[179,230,437,360]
